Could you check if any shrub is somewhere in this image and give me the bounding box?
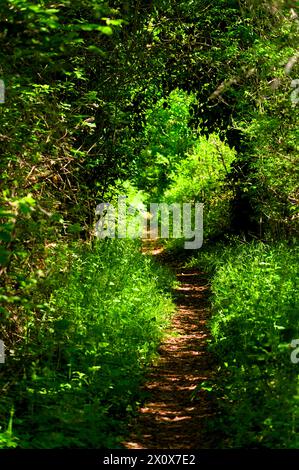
[164,133,236,238]
[189,240,299,447]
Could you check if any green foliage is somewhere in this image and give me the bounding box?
[189,241,299,447]
[0,408,18,448]
[1,0,299,450]
[0,239,175,448]
[136,89,196,197]
[164,133,236,237]
[218,6,299,236]
[0,0,125,245]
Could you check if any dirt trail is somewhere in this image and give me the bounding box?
[123,240,216,449]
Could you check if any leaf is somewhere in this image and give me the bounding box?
[87,45,104,55]
[68,223,82,233]
[0,247,10,265]
[76,24,113,35]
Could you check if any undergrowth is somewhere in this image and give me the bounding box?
[189,240,299,448]
[0,239,175,448]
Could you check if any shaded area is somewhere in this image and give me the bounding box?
[123,240,217,449]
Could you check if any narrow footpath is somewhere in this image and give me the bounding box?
[123,240,216,449]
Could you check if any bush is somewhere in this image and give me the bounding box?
[164,133,236,238]
[136,88,197,197]
[0,239,175,448]
[189,240,299,447]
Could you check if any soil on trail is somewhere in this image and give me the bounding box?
[123,240,217,449]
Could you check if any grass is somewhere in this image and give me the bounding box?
[188,239,299,448]
[0,239,175,448]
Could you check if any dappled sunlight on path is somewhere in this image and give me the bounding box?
[123,240,216,449]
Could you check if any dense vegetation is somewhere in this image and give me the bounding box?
[189,241,299,447]
[0,0,298,448]
[1,239,174,448]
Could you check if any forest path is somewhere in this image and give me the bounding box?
[123,239,216,449]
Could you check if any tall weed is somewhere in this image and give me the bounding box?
[189,241,299,447]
